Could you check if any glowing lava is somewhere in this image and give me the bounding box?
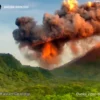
[42,42,58,63]
[63,0,78,11]
[87,1,92,7]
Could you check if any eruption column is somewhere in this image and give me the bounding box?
[13,1,100,69]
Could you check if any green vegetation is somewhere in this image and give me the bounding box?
[0,53,100,100]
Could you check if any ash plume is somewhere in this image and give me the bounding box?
[13,1,100,69]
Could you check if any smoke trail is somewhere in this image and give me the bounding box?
[13,1,100,69]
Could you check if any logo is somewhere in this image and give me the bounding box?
[0,5,1,9]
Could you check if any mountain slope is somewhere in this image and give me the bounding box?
[0,53,53,91]
[52,47,100,80]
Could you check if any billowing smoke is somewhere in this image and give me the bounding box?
[13,1,100,69]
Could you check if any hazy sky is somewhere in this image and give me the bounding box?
[0,0,93,66]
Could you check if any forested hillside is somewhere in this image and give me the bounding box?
[0,48,100,100]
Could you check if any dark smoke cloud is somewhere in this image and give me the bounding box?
[13,2,100,69]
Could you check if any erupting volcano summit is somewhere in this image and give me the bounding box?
[13,0,100,69]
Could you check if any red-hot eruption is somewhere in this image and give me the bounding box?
[13,1,100,69]
[88,1,92,7]
[42,42,59,64]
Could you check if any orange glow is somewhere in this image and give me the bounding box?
[88,1,92,7]
[68,0,75,11]
[63,0,78,11]
[42,42,58,63]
